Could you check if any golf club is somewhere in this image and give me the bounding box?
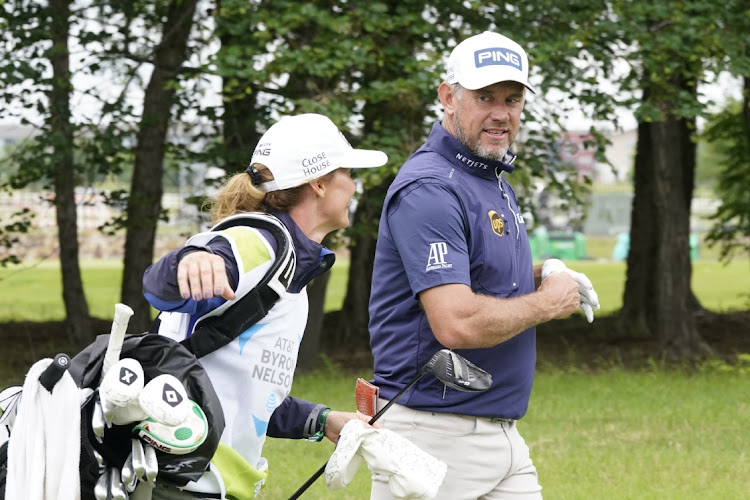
[121,452,137,493]
[144,443,159,483]
[131,438,147,481]
[103,303,134,378]
[287,349,492,499]
[92,303,134,437]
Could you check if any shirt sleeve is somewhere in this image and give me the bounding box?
[142,236,240,314]
[387,180,471,296]
[266,396,325,439]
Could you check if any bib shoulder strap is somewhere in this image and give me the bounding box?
[180,213,296,358]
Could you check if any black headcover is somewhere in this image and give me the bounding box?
[67,333,225,491]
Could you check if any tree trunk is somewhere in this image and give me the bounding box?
[649,120,701,359]
[621,120,655,336]
[121,0,198,333]
[330,180,392,351]
[622,82,704,360]
[49,0,90,346]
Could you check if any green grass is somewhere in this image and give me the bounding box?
[1,256,746,322]
[1,252,748,498]
[0,258,351,322]
[259,366,750,499]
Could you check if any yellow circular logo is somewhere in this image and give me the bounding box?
[488,210,505,237]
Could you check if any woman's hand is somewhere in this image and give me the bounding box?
[323,411,379,444]
[177,251,236,302]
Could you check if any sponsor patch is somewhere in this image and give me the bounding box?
[474,47,523,71]
[488,210,505,237]
[426,242,453,272]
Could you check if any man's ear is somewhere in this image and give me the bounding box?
[438,82,457,115]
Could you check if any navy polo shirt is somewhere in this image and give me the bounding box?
[369,121,536,420]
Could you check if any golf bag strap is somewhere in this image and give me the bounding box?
[178,213,296,359]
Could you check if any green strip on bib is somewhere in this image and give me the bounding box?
[212,442,268,499]
[221,227,272,273]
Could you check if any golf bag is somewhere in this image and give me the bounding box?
[0,213,296,498]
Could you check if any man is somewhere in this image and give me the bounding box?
[368,31,600,499]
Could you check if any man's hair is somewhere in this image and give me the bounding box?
[452,83,464,100]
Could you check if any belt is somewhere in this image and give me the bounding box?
[488,417,515,423]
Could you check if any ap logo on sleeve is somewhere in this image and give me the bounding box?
[426,242,453,272]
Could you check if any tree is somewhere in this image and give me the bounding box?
[512,0,743,360]
[0,0,91,344]
[49,0,92,343]
[120,0,201,332]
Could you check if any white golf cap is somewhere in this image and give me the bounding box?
[250,113,388,192]
[446,31,536,93]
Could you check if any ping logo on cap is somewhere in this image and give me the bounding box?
[474,47,522,71]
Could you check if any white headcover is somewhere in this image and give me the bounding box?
[325,420,447,500]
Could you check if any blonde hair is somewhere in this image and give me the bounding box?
[208,163,334,224]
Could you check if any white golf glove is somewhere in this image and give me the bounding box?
[541,259,601,323]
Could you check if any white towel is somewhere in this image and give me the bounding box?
[325,420,447,500]
[6,358,82,500]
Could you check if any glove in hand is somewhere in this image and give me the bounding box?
[541,259,600,323]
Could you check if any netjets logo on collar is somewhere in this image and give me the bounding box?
[455,153,490,170]
[488,210,505,237]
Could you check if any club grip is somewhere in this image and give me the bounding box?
[102,303,134,377]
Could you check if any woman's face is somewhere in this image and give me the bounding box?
[319,168,356,232]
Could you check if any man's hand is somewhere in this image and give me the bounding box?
[542,259,601,323]
[536,272,581,320]
[177,251,235,302]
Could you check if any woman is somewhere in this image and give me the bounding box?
[143,113,387,498]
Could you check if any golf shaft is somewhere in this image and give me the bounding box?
[102,303,134,379]
[287,369,427,500]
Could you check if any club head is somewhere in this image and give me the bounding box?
[93,449,106,475]
[425,349,492,392]
[121,453,138,493]
[92,398,106,443]
[93,470,109,500]
[143,444,159,483]
[131,438,147,481]
[108,467,128,500]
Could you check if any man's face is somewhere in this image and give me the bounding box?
[447,81,525,162]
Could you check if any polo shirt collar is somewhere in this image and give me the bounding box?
[426,121,516,177]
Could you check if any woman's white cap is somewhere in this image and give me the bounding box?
[446,31,536,93]
[250,114,388,192]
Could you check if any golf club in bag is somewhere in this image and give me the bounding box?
[0,304,225,500]
[288,349,492,499]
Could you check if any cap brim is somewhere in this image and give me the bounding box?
[342,149,388,169]
[461,76,536,94]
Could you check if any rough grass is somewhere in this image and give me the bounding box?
[0,258,746,322]
[259,365,750,499]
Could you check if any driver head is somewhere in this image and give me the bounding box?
[426,349,492,392]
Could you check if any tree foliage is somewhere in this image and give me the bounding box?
[703,95,750,261]
[1,0,747,360]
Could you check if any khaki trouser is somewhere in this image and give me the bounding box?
[370,400,542,500]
